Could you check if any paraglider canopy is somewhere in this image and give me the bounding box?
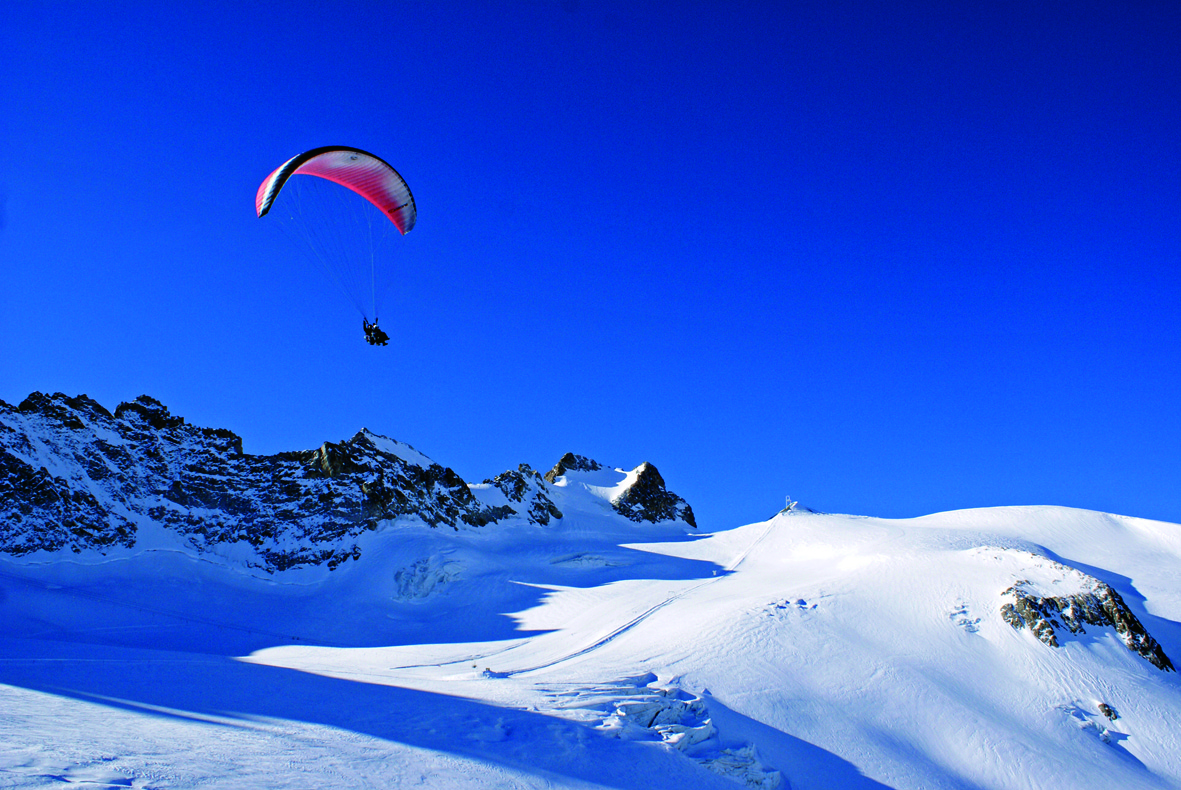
[255,146,416,337]
[256,146,416,234]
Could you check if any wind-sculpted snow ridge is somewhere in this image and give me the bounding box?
[0,392,696,573]
[1001,563,1175,671]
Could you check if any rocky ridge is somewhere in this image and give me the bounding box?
[612,462,697,528]
[1001,566,1174,672]
[544,452,697,528]
[482,464,564,526]
[0,393,696,573]
[544,452,603,482]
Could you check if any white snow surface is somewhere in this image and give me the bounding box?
[551,465,644,509]
[2,496,1180,789]
[360,429,437,470]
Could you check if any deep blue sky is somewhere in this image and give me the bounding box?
[2,2,1178,529]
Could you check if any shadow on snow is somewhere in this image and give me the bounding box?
[0,636,874,790]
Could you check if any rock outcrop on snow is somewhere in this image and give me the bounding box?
[544,453,697,528]
[0,393,505,571]
[544,452,603,483]
[482,464,564,526]
[0,393,697,573]
[611,462,696,528]
[1001,571,1174,671]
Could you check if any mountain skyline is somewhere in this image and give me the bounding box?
[3,2,1179,531]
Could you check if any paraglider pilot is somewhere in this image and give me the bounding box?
[363,318,389,346]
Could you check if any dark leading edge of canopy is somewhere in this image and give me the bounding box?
[256,145,417,222]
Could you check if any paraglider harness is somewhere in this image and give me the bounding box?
[363,318,389,346]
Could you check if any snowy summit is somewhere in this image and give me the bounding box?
[1,393,1179,789]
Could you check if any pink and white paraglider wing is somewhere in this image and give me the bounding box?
[255,146,416,234]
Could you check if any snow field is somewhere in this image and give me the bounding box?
[2,493,1180,789]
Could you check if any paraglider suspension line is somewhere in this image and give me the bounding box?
[368,207,377,322]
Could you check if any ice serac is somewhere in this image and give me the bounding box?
[612,462,697,528]
[1001,566,1175,671]
[0,393,538,572]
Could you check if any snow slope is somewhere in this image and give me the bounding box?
[2,482,1179,789]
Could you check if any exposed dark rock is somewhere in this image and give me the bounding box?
[463,504,518,527]
[114,395,187,431]
[1,393,701,572]
[3,394,138,555]
[1098,703,1119,721]
[543,453,695,528]
[0,393,532,572]
[544,452,602,483]
[611,462,696,528]
[306,441,363,478]
[483,464,563,526]
[488,465,532,502]
[1001,576,1174,671]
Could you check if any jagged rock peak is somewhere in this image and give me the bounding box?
[306,440,363,478]
[544,452,603,483]
[0,393,532,573]
[1,392,699,571]
[612,462,697,528]
[18,391,113,426]
[543,452,696,528]
[480,463,564,526]
[114,395,186,430]
[1001,574,1174,672]
[485,464,543,503]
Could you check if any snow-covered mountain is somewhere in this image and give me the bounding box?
[0,393,692,571]
[2,393,1178,789]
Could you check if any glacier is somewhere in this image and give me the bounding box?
[2,393,1179,789]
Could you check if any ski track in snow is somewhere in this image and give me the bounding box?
[498,518,779,677]
[402,513,783,678]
